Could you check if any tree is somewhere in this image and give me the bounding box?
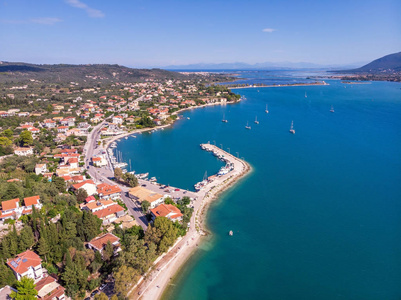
[114,168,123,181]
[0,263,16,287]
[141,200,150,213]
[18,226,35,251]
[10,277,38,300]
[103,241,114,261]
[2,183,23,200]
[0,137,12,146]
[110,295,118,300]
[19,130,33,146]
[3,129,13,138]
[94,292,108,300]
[53,177,66,193]
[37,237,50,261]
[114,265,137,299]
[75,188,88,204]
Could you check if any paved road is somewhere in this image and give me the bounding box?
[83,119,149,229]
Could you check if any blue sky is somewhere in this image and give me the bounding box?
[0,0,400,67]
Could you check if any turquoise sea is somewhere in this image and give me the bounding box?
[115,74,401,300]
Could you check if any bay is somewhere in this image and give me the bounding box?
[116,75,401,300]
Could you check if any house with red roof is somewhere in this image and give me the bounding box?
[96,183,121,200]
[150,204,183,222]
[72,180,97,196]
[35,276,66,300]
[7,250,44,281]
[87,233,121,257]
[0,199,22,221]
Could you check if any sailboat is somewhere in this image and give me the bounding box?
[254,116,259,124]
[265,104,269,113]
[222,113,228,123]
[245,121,251,130]
[330,105,335,113]
[305,92,307,98]
[289,120,295,134]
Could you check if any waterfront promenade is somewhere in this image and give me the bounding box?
[132,143,251,300]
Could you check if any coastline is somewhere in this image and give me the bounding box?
[227,81,329,89]
[130,146,252,300]
[104,100,239,149]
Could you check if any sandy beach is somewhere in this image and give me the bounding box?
[129,144,251,300]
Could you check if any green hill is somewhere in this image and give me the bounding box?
[345,52,401,74]
[0,62,187,83]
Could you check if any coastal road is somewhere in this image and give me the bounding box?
[84,121,149,229]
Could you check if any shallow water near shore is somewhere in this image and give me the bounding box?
[116,75,401,300]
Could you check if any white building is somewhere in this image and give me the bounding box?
[14,147,33,156]
[7,250,44,282]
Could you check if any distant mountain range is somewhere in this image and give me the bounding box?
[162,61,365,70]
[342,51,401,74]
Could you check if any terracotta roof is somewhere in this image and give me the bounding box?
[151,204,183,219]
[88,233,120,251]
[92,204,124,219]
[1,198,20,211]
[72,180,95,190]
[85,199,114,210]
[6,178,21,182]
[24,195,40,207]
[61,175,72,181]
[69,176,82,182]
[7,250,42,275]
[35,276,65,300]
[92,157,101,161]
[0,211,16,219]
[97,183,121,196]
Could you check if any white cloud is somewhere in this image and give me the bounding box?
[262,28,276,33]
[65,0,105,18]
[30,17,62,25]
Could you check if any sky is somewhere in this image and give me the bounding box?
[0,0,400,68]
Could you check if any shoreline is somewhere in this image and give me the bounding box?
[103,100,239,150]
[130,145,251,300]
[227,81,329,89]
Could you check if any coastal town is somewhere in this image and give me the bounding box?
[0,70,247,300]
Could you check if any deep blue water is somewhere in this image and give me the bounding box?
[116,76,401,300]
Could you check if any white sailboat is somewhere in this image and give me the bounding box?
[222,113,228,123]
[305,92,307,98]
[330,105,335,113]
[245,121,251,130]
[289,120,295,134]
[254,116,259,124]
[265,104,269,113]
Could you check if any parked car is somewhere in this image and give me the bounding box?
[99,284,107,291]
[90,290,99,297]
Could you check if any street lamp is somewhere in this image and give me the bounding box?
[213,140,216,146]
[227,147,230,154]
[236,152,239,158]
[220,144,223,149]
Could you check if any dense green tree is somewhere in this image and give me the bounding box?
[10,277,38,300]
[36,237,50,261]
[94,292,108,300]
[103,241,114,262]
[0,262,16,288]
[141,200,150,213]
[2,183,23,200]
[18,226,35,251]
[19,130,33,146]
[3,129,13,138]
[0,137,12,146]
[114,265,137,299]
[53,177,66,193]
[114,168,123,181]
[75,188,88,204]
